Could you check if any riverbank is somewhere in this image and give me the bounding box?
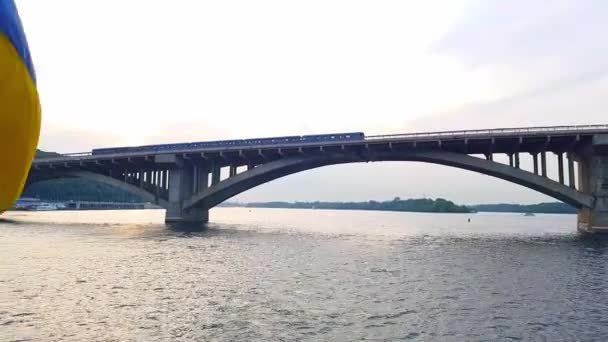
[221,198,472,213]
[222,199,576,214]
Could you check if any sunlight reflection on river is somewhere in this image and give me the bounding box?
[2,208,607,341]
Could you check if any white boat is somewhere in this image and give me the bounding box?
[34,203,59,211]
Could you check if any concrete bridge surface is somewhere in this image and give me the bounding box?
[28,125,608,233]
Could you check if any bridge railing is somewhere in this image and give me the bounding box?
[365,124,608,141]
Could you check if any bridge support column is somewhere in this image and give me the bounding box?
[557,153,564,184]
[541,151,547,177]
[165,165,208,225]
[577,136,608,234]
[212,164,221,185]
[139,171,145,188]
[567,153,575,189]
[197,164,209,191]
[532,153,539,175]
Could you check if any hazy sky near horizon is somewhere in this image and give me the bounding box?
[17,0,608,204]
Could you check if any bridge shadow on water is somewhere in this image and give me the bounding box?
[0,217,19,225]
[575,233,608,249]
[165,222,211,235]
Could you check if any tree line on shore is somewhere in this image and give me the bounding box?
[231,197,471,213]
[221,199,576,214]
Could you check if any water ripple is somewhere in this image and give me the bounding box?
[1,209,608,341]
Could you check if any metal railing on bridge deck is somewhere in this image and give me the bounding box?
[364,124,608,141]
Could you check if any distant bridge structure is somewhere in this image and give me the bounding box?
[27,125,608,233]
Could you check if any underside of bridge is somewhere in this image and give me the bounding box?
[27,132,608,233]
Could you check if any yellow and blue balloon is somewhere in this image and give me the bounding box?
[0,1,40,212]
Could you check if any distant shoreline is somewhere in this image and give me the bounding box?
[220,199,576,215]
[220,198,471,213]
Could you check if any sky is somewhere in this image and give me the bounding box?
[17,0,608,204]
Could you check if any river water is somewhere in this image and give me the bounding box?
[2,208,608,341]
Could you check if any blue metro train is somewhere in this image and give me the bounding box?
[91,132,365,155]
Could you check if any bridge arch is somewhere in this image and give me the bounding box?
[183,150,594,210]
[25,171,168,207]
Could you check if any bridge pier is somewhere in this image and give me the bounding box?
[165,164,209,225]
[577,135,608,234]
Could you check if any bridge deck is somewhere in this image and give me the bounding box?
[33,124,608,165]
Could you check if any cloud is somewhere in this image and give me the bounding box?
[407,69,608,131]
[407,0,608,131]
[432,0,608,68]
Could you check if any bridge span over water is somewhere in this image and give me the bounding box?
[28,125,608,233]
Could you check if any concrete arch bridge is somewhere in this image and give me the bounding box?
[28,125,608,233]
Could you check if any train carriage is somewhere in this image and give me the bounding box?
[91,132,364,155]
